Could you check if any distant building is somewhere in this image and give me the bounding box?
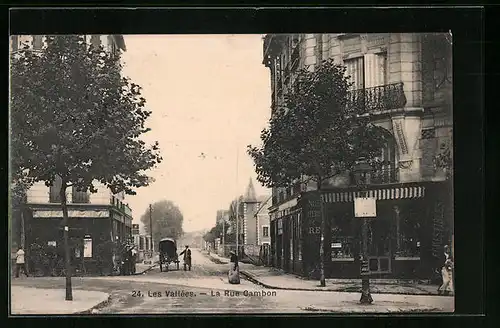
[241,178,271,256]
[254,196,272,246]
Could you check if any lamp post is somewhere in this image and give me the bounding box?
[353,157,373,305]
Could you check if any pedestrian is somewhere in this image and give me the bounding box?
[228,250,240,284]
[438,245,454,295]
[179,245,192,271]
[15,246,28,278]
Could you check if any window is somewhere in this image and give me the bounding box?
[72,186,90,203]
[263,226,269,237]
[33,35,43,50]
[394,204,422,258]
[49,175,63,203]
[344,53,387,91]
[331,209,356,259]
[11,35,19,51]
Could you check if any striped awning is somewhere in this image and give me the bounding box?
[322,186,425,203]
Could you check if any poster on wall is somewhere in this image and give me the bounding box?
[84,236,92,258]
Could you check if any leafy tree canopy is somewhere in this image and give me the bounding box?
[10,35,162,195]
[140,200,184,244]
[248,58,388,189]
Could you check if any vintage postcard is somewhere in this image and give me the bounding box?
[9,31,454,314]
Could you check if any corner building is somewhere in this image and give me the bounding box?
[10,34,130,276]
[262,33,453,279]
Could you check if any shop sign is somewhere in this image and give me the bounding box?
[332,242,342,248]
[308,226,321,235]
[354,197,377,218]
[83,235,92,258]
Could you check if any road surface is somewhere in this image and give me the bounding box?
[11,248,454,314]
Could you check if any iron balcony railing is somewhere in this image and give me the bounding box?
[369,167,399,185]
[346,82,407,114]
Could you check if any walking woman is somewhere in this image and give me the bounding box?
[438,245,454,295]
[228,250,240,284]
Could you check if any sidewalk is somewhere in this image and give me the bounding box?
[204,252,447,296]
[10,286,110,315]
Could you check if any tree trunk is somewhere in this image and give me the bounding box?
[317,178,326,287]
[60,180,73,301]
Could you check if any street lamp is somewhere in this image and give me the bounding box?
[353,157,374,305]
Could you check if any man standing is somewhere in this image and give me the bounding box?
[179,245,192,271]
[15,246,28,278]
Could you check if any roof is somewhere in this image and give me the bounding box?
[244,178,257,202]
[159,238,176,243]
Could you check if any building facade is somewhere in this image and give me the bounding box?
[10,34,129,275]
[241,179,272,256]
[22,179,134,275]
[10,34,126,54]
[262,33,453,279]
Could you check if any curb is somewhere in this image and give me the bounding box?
[240,271,449,297]
[75,294,112,314]
[301,305,443,313]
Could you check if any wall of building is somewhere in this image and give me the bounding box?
[265,33,452,209]
[257,213,271,245]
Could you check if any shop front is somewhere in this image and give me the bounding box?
[271,180,452,280]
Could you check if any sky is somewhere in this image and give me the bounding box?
[120,35,271,233]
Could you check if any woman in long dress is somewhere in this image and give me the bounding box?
[438,245,454,295]
[228,251,240,284]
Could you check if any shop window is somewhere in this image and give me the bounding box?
[331,237,354,260]
[331,210,355,259]
[368,218,392,257]
[394,205,421,258]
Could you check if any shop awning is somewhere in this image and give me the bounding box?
[33,209,110,218]
[322,186,425,203]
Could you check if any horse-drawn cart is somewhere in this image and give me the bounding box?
[159,238,180,272]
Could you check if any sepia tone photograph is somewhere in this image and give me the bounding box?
[9,32,454,314]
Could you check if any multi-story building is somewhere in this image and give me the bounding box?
[241,179,271,256]
[10,34,126,55]
[262,33,452,279]
[10,34,130,275]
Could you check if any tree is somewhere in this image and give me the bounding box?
[247,58,387,286]
[10,35,162,300]
[140,200,184,246]
[227,196,244,245]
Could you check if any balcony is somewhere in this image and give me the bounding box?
[346,82,406,114]
[369,167,399,185]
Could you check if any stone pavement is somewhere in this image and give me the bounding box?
[206,252,446,296]
[10,285,110,315]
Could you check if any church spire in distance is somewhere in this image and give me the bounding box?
[244,178,258,203]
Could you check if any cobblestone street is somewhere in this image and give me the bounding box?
[10,249,454,314]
